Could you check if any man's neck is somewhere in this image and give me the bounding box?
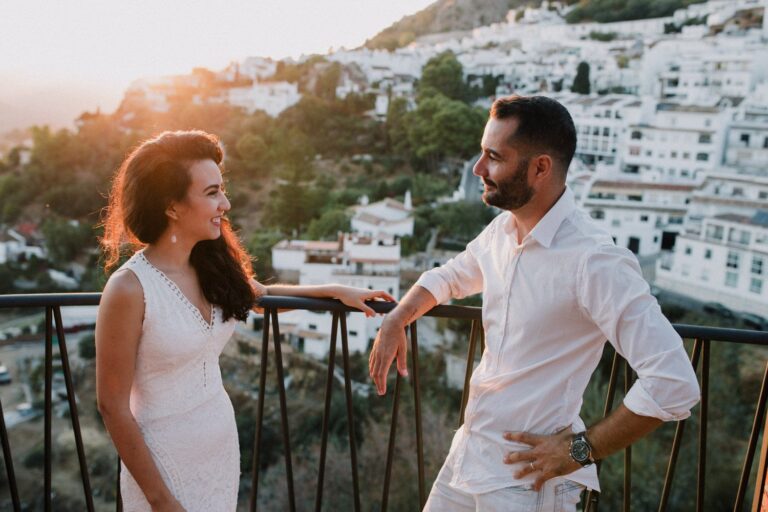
[510,186,566,245]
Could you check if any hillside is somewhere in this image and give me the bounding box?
[364,0,534,50]
[365,0,710,50]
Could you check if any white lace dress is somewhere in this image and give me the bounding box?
[115,251,240,511]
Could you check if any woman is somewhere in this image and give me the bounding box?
[96,130,393,512]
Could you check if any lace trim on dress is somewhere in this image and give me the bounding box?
[137,252,216,333]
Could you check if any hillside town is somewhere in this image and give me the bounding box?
[3,0,768,353]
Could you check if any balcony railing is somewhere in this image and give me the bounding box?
[0,293,767,511]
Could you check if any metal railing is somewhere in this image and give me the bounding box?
[0,293,767,511]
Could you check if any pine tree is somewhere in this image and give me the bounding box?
[571,61,591,94]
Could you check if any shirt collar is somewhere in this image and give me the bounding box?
[526,186,577,249]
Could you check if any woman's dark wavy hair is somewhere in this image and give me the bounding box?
[101,130,256,321]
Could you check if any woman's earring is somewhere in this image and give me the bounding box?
[171,234,177,244]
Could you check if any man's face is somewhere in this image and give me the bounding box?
[473,117,535,211]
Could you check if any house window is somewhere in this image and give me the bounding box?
[629,146,640,156]
[741,133,751,145]
[696,153,709,161]
[700,269,709,282]
[698,134,711,144]
[640,215,649,222]
[751,278,763,294]
[759,191,768,200]
[763,137,768,149]
[753,257,764,275]
[725,272,738,288]
[705,249,712,259]
[726,251,740,269]
[684,246,692,256]
[683,152,690,159]
[631,130,642,140]
[591,210,605,220]
[309,324,317,330]
[603,127,610,136]
[349,330,358,337]
[707,225,724,240]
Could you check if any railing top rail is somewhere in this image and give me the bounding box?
[0,293,765,344]
[674,323,768,345]
[258,295,482,320]
[0,293,101,308]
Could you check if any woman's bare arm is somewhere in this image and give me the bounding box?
[96,271,183,511]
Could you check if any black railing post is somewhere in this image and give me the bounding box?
[459,320,479,427]
[250,307,271,512]
[658,338,702,512]
[315,313,339,512]
[270,309,296,512]
[735,360,768,511]
[0,395,21,511]
[53,306,95,512]
[623,360,632,512]
[381,372,402,512]
[339,314,361,512]
[44,306,53,512]
[697,341,710,512]
[409,322,426,508]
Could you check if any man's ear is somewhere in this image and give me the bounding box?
[533,154,553,179]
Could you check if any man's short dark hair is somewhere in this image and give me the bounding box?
[490,95,577,175]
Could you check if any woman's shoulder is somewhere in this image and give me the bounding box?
[102,267,144,307]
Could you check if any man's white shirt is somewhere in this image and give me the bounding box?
[414,187,700,494]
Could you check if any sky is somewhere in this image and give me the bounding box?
[0,0,434,133]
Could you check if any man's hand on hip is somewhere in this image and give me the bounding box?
[368,316,409,395]
[503,427,581,491]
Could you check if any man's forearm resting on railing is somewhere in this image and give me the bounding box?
[368,285,436,395]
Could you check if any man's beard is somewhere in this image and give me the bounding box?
[482,158,534,210]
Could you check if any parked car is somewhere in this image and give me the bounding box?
[0,365,11,385]
[703,302,734,319]
[740,313,766,331]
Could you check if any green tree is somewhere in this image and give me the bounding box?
[407,94,485,169]
[386,96,411,155]
[418,51,468,102]
[571,61,591,94]
[314,63,342,101]
[235,133,269,175]
[247,231,285,279]
[41,217,94,264]
[305,209,351,240]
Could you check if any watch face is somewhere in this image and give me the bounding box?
[572,439,590,462]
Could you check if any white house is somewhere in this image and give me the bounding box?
[271,233,401,358]
[350,194,414,238]
[582,179,694,256]
[227,81,301,117]
[656,211,768,317]
[620,100,733,181]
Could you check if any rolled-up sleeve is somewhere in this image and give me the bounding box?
[578,244,700,421]
[415,248,483,304]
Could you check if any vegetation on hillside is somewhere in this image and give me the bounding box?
[565,0,708,24]
[364,0,530,51]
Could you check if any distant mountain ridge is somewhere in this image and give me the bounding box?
[364,0,533,50]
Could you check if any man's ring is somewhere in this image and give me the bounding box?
[529,461,535,471]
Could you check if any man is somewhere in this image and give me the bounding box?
[368,95,700,511]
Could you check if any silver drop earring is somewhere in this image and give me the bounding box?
[171,234,178,244]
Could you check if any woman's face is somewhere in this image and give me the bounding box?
[171,159,231,243]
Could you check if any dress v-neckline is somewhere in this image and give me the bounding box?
[138,251,215,331]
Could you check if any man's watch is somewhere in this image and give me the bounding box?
[569,431,596,467]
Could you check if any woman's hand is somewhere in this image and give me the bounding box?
[151,495,186,512]
[335,286,396,317]
[250,279,267,314]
